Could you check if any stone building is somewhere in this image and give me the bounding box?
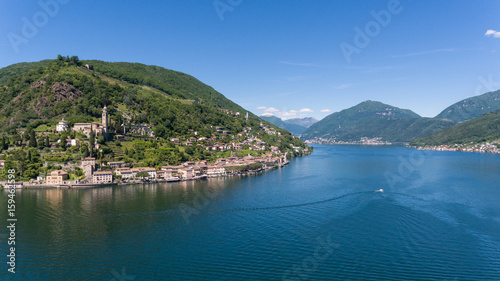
[70,106,109,137]
[81,157,97,179]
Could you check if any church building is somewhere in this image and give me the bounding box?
[59,106,109,137]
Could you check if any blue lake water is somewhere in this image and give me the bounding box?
[1,145,500,280]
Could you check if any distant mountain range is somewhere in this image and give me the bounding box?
[300,101,453,143]
[435,90,500,123]
[298,89,500,145]
[260,116,318,135]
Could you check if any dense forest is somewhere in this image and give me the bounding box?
[84,60,248,112]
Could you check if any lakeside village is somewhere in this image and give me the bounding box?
[304,137,405,145]
[0,107,309,189]
[415,142,500,154]
[304,136,500,153]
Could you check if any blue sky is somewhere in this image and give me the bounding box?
[1,0,499,120]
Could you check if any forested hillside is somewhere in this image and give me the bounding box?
[435,90,500,123]
[411,109,500,146]
[301,101,453,142]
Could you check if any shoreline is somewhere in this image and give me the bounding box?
[413,145,500,154]
[1,161,289,190]
[306,142,408,146]
[304,138,408,146]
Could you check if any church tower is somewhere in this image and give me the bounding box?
[102,106,108,134]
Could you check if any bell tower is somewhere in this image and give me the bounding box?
[102,106,108,134]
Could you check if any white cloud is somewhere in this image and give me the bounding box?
[257,106,315,118]
[485,29,500,38]
[282,110,298,117]
[264,107,279,113]
[320,109,331,113]
[261,113,274,117]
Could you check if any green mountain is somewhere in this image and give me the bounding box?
[86,60,247,112]
[0,60,51,84]
[411,109,500,146]
[301,101,453,142]
[435,90,500,123]
[260,116,318,135]
[0,56,308,153]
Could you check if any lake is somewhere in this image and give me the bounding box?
[1,145,500,280]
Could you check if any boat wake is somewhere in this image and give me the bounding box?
[226,191,372,212]
[100,190,379,217]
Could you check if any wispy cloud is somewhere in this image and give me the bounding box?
[485,29,500,38]
[285,75,311,82]
[279,61,319,67]
[261,113,274,117]
[344,65,399,73]
[320,109,331,113]
[335,83,354,90]
[256,106,267,110]
[392,48,456,58]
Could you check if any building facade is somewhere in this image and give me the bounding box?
[81,157,97,179]
[46,170,69,185]
[65,106,109,137]
[92,171,113,184]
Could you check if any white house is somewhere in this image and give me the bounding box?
[131,167,157,179]
[206,165,226,177]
